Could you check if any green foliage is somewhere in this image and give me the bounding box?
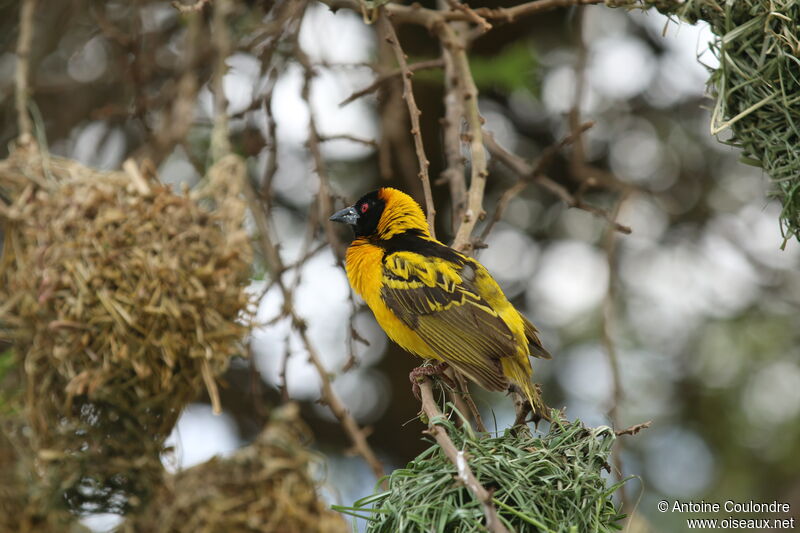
[337,410,626,533]
[470,42,539,95]
[415,42,539,95]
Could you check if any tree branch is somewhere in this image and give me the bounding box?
[615,420,652,437]
[15,0,37,144]
[419,378,509,533]
[243,177,388,487]
[339,59,444,107]
[378,12,437,237]
[446,0,492,33]
[482,126,632,238]
[439,22,469,233]
[210,0,233,161]
[172,0,211,13]
[439,22,488,251]
[319,0,605,28]
[472,0,604,23]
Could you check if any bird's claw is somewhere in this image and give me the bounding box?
[409,362,451,400]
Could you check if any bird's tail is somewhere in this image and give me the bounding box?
[501,357,550,421]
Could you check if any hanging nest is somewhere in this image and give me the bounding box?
[0,146,253,514]
[120,403,348,533]
[344,411,626,532]
[616,0,800,242]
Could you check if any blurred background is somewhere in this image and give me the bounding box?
[1,1,799,531]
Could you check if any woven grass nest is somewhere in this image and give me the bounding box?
[342,410,626,533]
[0,145,252,513]
[121,403,348,533]
[628,0,800,242]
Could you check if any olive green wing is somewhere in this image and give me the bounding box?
[380,252,516,391]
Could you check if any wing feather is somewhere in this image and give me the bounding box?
[380,250,517,391]
[522,315,552,359]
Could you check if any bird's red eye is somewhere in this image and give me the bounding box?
[360,203,369,213]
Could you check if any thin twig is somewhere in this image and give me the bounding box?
[253,0,306,201]
[319,133,379,147]
[243,177,388,488]
[445,0,492,33]
[615,420,652,437]
[339,59,444,107]
[378,12,437,238]
[438,19,469,233]
[439,22,488,252]
[480,122,592,240]
[482,126,632,237]
[210,0,233,161]
[319,0,604,29]
[419,378,510,533]
[452,371,487,433]
[260,69,280,201]
[569,7,588,174]
[135,11,203,165]
[172,0,211,13]
[278,332,292,402]
[293,28,347,260]
[601,192,631,506]
[292,310,387,482]
[472,0,604,24]
[15,0,37,144]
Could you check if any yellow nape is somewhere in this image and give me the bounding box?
[376,188,431,239]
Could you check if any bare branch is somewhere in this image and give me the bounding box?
[292,26,348,261]
[378,12,437,237]
[319,133,379,148]
[172,0,211,12]
[210,0,233,161]
[15,0,37,144]
[319,0,604,28]
[320,0,441,28]
[133,12,203,166]
[439,23,489,251]
[419,378,510,533]
[615,420,652,437]
[293,310,387,485]
[339,59,444,107]
[439,36,468,232]
[451,371,487,433]
[445,0,492,33]
[243,177,388,487]
[482,126,632,238]
[472,0,604,23]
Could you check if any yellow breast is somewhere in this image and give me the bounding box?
[345,240,440,360]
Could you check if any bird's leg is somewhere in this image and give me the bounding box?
[409,361,452,400]
[512,389,532,427]
[509,384,548,427]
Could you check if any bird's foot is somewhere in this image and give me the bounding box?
[512,394,533,427]
[409,362,452,401]
[509,384,547,427]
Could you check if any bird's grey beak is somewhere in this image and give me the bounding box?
[329,206,359,226]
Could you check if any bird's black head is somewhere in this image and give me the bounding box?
[329,189,385,238]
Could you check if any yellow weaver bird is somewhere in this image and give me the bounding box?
[330,187,551,419]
